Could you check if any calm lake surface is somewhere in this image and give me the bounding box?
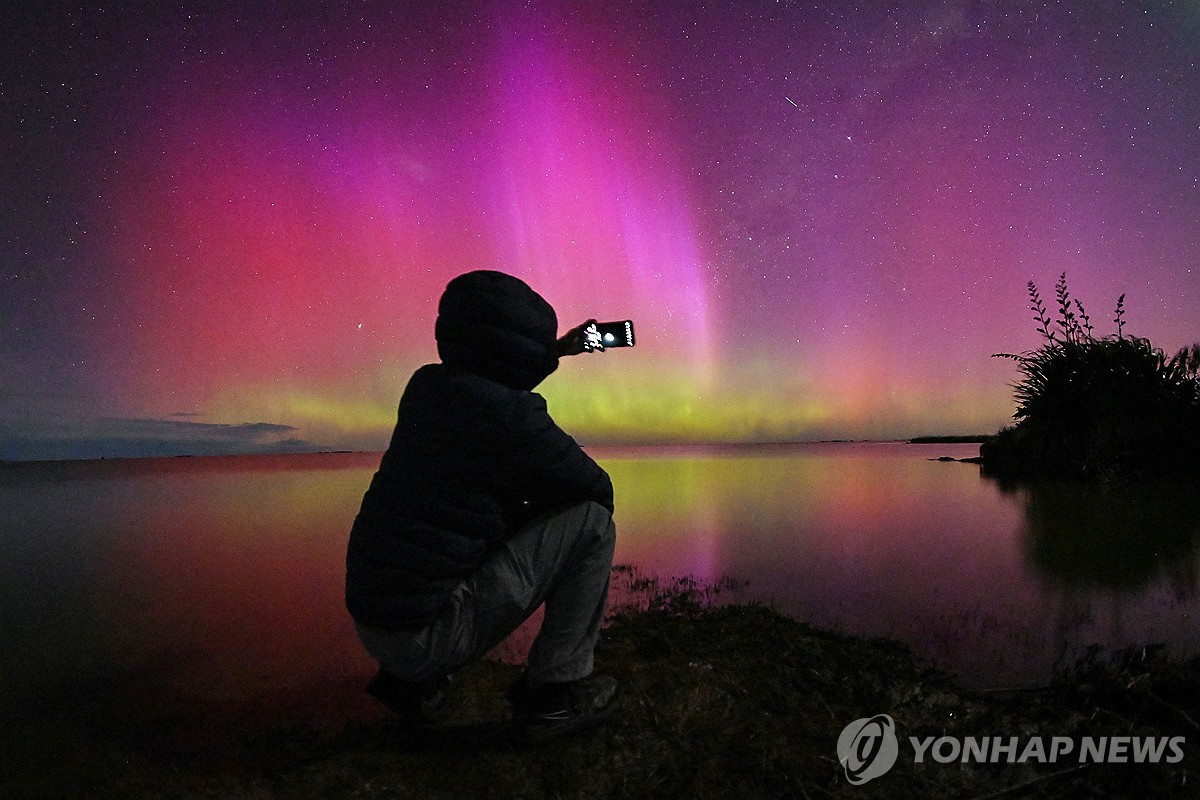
[4,443,1200,750]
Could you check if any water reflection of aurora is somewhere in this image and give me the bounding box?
[5,445,1200,708]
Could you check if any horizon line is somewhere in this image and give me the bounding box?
[0,435,994,466]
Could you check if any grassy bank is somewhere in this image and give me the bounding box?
[983,275,1200,482]
[7,581,1200,799]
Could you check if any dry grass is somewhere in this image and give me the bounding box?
[6,574,1200,798]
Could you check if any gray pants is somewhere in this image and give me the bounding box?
[355,501,616,686]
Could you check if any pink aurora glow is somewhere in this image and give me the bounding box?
[3,2,1198,458]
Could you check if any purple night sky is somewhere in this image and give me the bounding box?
[3,1,1197,459]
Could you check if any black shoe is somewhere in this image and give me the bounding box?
[366,668,450,724]
[508,673,620,744]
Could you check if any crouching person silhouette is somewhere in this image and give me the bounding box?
[346,270,618,743]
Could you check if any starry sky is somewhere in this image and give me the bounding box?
[2,1,1198,460]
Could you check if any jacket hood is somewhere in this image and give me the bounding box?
[435,270,559,390]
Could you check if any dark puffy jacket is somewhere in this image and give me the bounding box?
[346,270,614,629]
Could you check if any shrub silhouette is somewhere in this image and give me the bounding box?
[981,274,1200,481]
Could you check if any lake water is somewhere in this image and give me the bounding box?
[4,443,1200,754]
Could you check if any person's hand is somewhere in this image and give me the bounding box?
[557,319,597,356]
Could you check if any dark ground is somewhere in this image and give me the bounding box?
[5,575,1200,799]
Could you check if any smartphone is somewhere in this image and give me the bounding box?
[584,320,636,351]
